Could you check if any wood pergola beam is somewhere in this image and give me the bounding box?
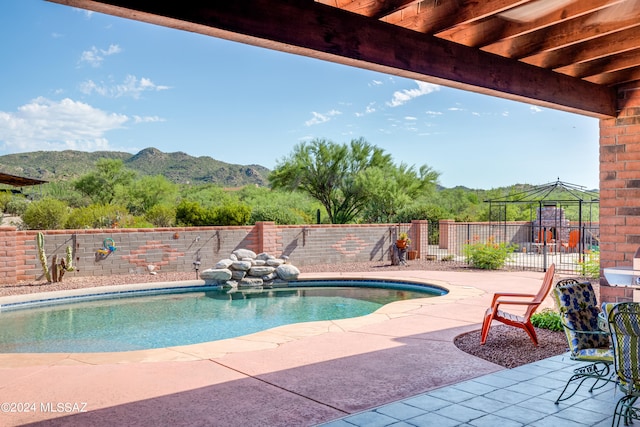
[48,0,617,117]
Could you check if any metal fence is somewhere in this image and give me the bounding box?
[417,221,600,274]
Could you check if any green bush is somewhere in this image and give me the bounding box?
[531,309,563,332]
[250,205,305,225]
[65,204,128,229]
[145,204,176,227]
[175,200,212,226]
[0,192,11,212]
[5,196,29,216]
[463,237,516,269]
[213,203,251,226]
[22,198,69,230]
[579,250,600,279]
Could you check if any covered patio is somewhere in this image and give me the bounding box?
[48,0,640,302]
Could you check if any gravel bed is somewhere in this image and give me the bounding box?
[0,259,568,368]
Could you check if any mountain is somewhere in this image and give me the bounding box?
[0,148,270,187]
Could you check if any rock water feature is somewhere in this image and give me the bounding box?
[199,249,300,288]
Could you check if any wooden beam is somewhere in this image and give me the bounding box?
[48,0,617,117]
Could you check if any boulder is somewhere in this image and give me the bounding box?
[276,264,300,280]
[199,268,232,281]
[266,258,284,267]
[231,270,246,281]
[256,252,274,261]
[248,266,275,277]
[215,259,234,269]
[231,260,252,271]
[233,249,257,260]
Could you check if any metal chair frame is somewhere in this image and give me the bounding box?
[608,302,640,427]
[552,278,614,404]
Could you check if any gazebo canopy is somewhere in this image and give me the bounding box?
[484,179,599,206]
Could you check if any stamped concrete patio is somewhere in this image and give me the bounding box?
[0,270,618,426]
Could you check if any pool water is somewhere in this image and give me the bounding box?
[0,283,442,353]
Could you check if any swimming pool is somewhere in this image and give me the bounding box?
[0,280,446,353]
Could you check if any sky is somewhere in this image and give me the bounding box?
[0,1,601,190]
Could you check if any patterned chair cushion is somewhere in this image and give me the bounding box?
[553,281,611,354]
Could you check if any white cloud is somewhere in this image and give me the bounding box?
[0,97,148,153]
[79,44,122,67]
[530,106,543,113]
[133,115,164,123]
[355,102,377,117]
[425,110,443,117]
[369,80,383,87]
[79,75,170,99]
[305,109,341,126]
[387,81,440,107]
[405,116,417,121]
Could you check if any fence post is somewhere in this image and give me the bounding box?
[410,220,428,259]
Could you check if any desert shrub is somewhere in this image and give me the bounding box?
[212,203,251,226]
[0,192,11,212]
[145,204,176,227]
[250,205,304,225]
[5,196,29,216]
[175,200,213,226]
[531,309,563,332]
[22,198,69,230]
[463,237,516,269]
[65,204,128,229]
[579,250,600,279]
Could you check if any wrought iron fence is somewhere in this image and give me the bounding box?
[417,221,599,274]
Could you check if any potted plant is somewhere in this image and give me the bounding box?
[396,232,411,249]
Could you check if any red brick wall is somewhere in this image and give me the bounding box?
[600,82,640,302]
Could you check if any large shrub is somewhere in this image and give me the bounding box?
[65,204,128,229]
[5,196,29,216]
[145,204,176,227]
[463,237,516,269]
[22,198,69,230]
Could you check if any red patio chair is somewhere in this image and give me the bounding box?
[480,264,555,346]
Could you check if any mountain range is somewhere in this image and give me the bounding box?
[0,148,270,187]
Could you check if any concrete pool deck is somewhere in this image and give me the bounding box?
[0,269,566,426]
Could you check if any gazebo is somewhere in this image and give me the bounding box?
[486,179,599,258]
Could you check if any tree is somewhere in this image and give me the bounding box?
[269,138,439,223]
[73,159,137,205]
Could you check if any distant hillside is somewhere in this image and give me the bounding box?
[0,148,270,187]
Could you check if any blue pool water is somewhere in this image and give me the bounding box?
[0,281,445,353]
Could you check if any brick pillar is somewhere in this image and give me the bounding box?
[0,227,17,285]
[255,221,279,255]
[410,220,428,259]
[600,82,640,302]
[439,219,456,251]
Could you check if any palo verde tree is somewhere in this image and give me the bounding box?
[73,159,137,205]
[269,138,439,224]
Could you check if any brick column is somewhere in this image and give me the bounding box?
[410,220,428,259]
[600,82,640,302]
[0,227,17,284]
[255,221,279,255]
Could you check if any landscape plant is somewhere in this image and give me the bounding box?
[22,198,69,230]
[463,237,516,269]
[579,250,600,279]
[530,309,563,332]
[269,138,439,224]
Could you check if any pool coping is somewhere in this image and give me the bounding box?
[0,273,481,367]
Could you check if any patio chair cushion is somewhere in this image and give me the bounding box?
[572,347,614,362]
[554,281,610,352]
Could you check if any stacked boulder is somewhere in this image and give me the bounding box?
[199,248,300,288]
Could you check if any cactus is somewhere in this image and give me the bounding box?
[64,245,75,272]
[36,232,52,282]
